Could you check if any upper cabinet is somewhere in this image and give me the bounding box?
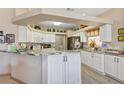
[18,26,55,43]
[80,31,87,42]
[67,30,87,42]
[100,24,112,42]
[18,26,32,42]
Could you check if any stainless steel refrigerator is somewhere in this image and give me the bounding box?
[67,36,83,50]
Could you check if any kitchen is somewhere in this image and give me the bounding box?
[0,8,124,84]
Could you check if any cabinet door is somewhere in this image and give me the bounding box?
[65,53,81,84]
[100,24,112,42]
[86,53,93,67]
[81,52,87,64]
[105,55,118,77]
[47,54,65,84]
[32,32,43,43]
[0,52,10,74]
[26,28,32,42]
[50,34,55,43]
[80,31,87,42]
[11,54,42,84]
[118,57,124,81]
[18,26,27,42]
[93,53,104,72]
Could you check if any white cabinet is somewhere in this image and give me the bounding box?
[105,54,124,81]
[47,54,65,84]
[32,32,55,43]
[11,54,42,84]
[81,51,91,66]
[118,57,124,81]
[18,26,55,43]
[31,31,43,43]
[68,31,87,42]
[42,52,81,84]
[100,24,112,42]
[18,26,32,42]
[65,52,81,84]
[80,31,87,42]
[81,51,105,73]
[0,52,11,74]
[105,55,118,77]
[93,53,104,73]
[81,51,87,64]
[43,33,55,43]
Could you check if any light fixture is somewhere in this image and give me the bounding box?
[82,13,86,16]
[53,22,62,26]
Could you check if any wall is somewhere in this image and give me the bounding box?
[99,8,124,49]
[0,8,18,42]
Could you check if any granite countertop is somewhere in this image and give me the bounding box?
[81,49,105,54]
[0,50,80,56]
[81,49,124,57]
[0,49,124,57]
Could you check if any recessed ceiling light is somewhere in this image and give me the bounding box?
[82,13,86,16]
[53,22,62,26]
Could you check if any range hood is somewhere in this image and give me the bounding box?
[12,8,114,26]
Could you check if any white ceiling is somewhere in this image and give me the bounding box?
[71,8,111,16]
[40,8,111,29]
[40,21,77,29]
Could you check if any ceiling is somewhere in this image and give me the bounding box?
[39,8,112,29]
[71,8,111,16]
[40,21,78,29]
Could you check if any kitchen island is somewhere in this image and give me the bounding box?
[10,51,81,84]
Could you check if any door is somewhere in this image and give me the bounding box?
[65,53,81,84]
[118,57,124,81]
[105,55,118,77]
[47,54,65,84]
[55,35,67,50]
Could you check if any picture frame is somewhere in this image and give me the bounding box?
[0,31,3,36]
[118,36,124,41]
[6,34,15,43]
[0,35,5,43]
[118,28,124,35]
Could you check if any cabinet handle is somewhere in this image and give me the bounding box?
[65,56,67,62]
[117,58,119,63]
[63,56,65,62]
[114,57,116,62]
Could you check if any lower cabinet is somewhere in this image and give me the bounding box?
[105,55,118,77]
[47,54,65,84]
[0,52,11,74]
[118,57,124,81]
[42,52,81,84]
[65,53,81,84]
[105,54,124,81]
[81,51,105,73]
[93,53,104,73]
[11,54,42,84]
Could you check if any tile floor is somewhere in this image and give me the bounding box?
[0,65,122,84]
[81,65,122,84]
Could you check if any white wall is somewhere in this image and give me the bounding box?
[99,9,124,49]
[0,8,18,42]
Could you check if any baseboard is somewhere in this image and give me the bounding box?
[0,73,11,76]
[82,64,106,76]
[10,76,26,84]
[105,74,124,84]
